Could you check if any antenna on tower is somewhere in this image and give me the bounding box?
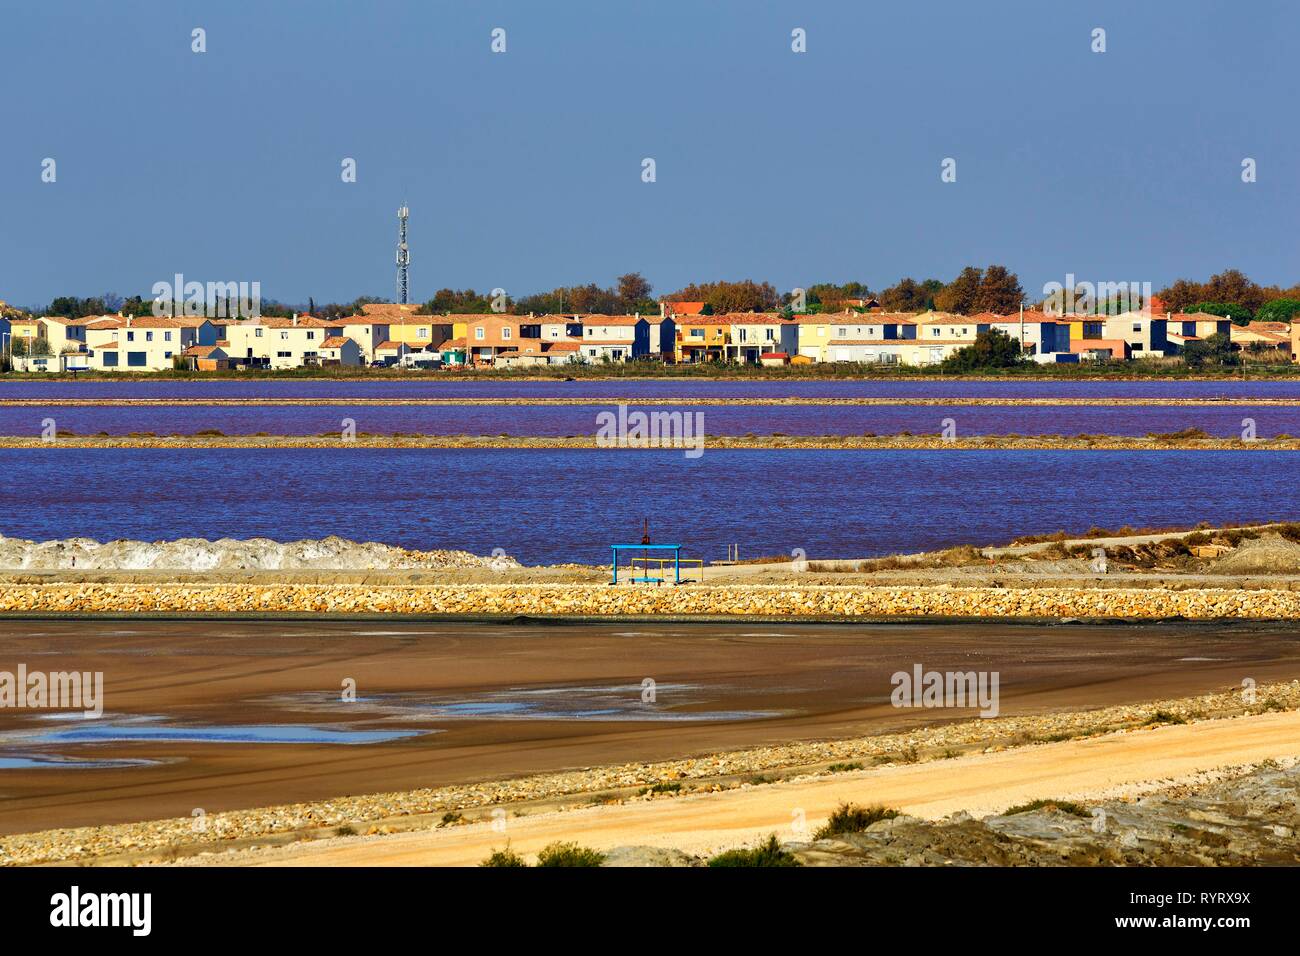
[396,205,410,304]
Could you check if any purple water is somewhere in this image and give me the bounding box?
[0,449,1293,564]
[4,379,1300,399]
[5,404,1297,437]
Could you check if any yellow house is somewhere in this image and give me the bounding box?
[674,315,729,362]
[788,312,843,362]
[386,315,452,349]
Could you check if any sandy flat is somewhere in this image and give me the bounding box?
[227,709,1300,866]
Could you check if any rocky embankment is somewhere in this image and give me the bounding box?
[0,533,517,572]
[2,580,1300,618]
[644,760,1300,867]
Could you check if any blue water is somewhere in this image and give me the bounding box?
[3,403,1297,437]
[0,448,1294,563]
[0,716,424,747]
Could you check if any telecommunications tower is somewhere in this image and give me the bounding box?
[396,205,410,304]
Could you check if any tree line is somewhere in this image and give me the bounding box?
[19,267,1300,324]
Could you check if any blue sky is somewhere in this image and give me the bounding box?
[1,0,1296,308]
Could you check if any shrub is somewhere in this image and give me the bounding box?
[334,824,357,837]
[812,803,899,840]
[534,842,605,867]
[826,762,863,773]
[707,834,801,867]
[480,846,527,867]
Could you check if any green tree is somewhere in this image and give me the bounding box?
[1254,298,1300,325]
[879,277,940,312]
[1182,331,1239,368]
[1187,301,1252,325]
[940,328,1024,371]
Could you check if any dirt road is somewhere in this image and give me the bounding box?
[228,709,1300,866]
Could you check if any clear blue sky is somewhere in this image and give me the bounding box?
[2,0,1296,309]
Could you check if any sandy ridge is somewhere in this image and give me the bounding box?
[2,435,1300,451]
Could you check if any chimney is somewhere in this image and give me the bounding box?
[125,315,132,328]
[660,301,666,318]
[292,313,299,326]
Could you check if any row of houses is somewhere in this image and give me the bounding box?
[0,299,1289,372]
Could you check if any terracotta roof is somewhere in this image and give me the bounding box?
[374,340,406,351]
[441,338,467,348]
[674,315,727,326]
[578,315,646,326]
[662,301,706,316]
[182,345,223,357]
[320,336,350,348]
[545,341,580,352]
[119,315,210,328]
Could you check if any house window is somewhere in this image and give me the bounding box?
[280,331,289,340]
[765,329,774,341]
[164,352,172,359]
[739,329,748,342]
[103,352,118,367]
[146,331,153,341]
[126,331,134,342]
[277,351,291,358]
[418,329,428,338]
[127,351,147,367]
[475,328,485,340]
[690,328,704,338]
[502,328,511,340]
[255,328,263,337]
[307,331,315,339]
[1132,323,1141,332]
[164,331,172,341]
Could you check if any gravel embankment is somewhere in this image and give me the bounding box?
[3,581,1300,618]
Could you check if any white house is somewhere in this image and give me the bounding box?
[724,314,798,364]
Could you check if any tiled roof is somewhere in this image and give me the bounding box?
[320,336,350,348]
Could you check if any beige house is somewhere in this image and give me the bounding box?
[222,315,341,368]
[337,317,392,363]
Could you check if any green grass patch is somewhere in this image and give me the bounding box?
[812,802,900,840]
[1003,799,1090,818]
[707,834,801,867]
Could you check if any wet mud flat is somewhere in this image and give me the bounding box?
[1,618,1298,834]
